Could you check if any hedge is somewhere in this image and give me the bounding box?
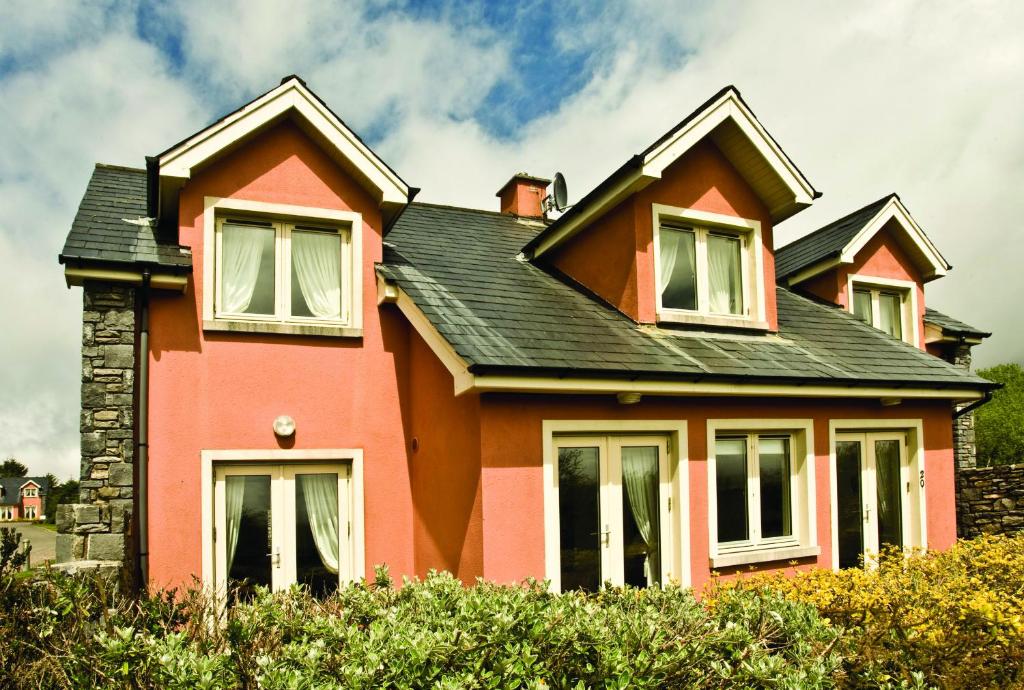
[2,529,1023,689]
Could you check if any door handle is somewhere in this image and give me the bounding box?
[590,525,611,547]
[266,547,280,567]
[864,504,871,523]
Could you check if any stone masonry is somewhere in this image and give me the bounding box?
[958,463,1024,537]
[55,282,137,587]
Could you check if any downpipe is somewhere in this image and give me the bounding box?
[138,271,151,588]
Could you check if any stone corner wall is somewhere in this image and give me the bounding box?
[958,464,1024,538]
[54,281,137,589]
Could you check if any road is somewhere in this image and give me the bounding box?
[6,522,57,566]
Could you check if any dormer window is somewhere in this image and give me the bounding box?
[22,486,37,498]
[847,275,918,346]
[653,205,766,329]
[202,198,364,338]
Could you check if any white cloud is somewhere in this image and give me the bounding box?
[1,0,1021,479]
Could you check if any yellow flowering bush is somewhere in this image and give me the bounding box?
[710,533,1024,689]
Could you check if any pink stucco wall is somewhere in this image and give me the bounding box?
[548,140,778,329]
[476,394,956,593]
[146,120,415,589]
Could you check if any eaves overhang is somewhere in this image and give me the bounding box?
[523,86,821,259]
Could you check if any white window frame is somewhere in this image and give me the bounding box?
[542,420,689,591]
[828,419,927,571]
[707,419,818,568]
[0,507,12,520]
[200,448,365,593]
[652,204,767,330]
[24,505,36,519]
[202,197,363,338]
[22,487,37,498]
[846,274,919,347]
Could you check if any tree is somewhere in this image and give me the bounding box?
[0,458,28,477]
[976,363,1024,467]
[45,478,80,524]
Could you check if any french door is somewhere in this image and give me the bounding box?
[214,463,352,597]
[834,433,909,568]
[554,435,670,591]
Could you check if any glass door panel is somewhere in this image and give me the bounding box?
[619,445,661,588]
[835,440,864,569]
[874,439,904,550]
[294,473,341,597]
[557,445,602,592]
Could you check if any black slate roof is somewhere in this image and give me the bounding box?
[59,165,192,270]
[774,195,893,280]
[924,308,991,339]
[0,477,49,506]
[381,203,991,391]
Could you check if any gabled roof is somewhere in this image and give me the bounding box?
[380,203,991,398]
[60,165,192,270]
[152,76,414,226]
[523,86,820,258]
[0,476,49,506]
[776,194,951,284]
[924,307,991,340]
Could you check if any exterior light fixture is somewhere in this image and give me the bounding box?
[617,392,642,405]
[880,397,902,407]
[273,415,296,437]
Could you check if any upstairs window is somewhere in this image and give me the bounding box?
[653,205,766,329]
[848,276,917,345]
[22,486,37,498]
[215,218,353,326]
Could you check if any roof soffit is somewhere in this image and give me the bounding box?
[528,87,819,258]
[156,78,410,212]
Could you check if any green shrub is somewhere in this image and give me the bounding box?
[0,556,841,688]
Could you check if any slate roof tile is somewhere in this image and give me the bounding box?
[774,195,892,280]
[923,307,991,338]
[60,165,192,270]
[382,203,991,391]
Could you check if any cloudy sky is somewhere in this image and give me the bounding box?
[1,0,1022,479]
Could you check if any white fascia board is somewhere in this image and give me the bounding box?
[532,90,816,258]
[159,80,408,205]
[643,91,816,211]
[841,197,949,279]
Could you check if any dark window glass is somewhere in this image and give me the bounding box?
[558,447,601,591]
[659,226,698,311]
[758,437,792,539]
[836,441,864,568]
[715,438,748,542]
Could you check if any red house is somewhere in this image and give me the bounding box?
[56,78,993,593]
[0,477,48,522]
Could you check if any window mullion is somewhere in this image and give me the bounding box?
[748,435,761,546]
[278,222,289,321]
[870,290,881,330]
[696,228,709,312]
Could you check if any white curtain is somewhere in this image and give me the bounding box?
[300,474,340,574]
[622,447,660,586]
[221,225,268,314]
[224,476,246,576]
[292,232,342,319]
[659,230,681,295]
[708,235,742,314]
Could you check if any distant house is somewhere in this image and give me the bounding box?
[0,477,49,521]
[56,77,994,593]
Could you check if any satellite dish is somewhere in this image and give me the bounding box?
[551,172,568,212]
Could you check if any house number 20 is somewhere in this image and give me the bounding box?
[919,471,925,488]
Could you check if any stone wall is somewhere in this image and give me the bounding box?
[55,282,137,586]
[958,464,1024,538]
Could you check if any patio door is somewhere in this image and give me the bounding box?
[214,463,352,597]
[835,433,908,568]
[554,435,669,591]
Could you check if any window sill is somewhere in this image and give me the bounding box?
[203,319,363,338]
[657,312,769,331]
[710,544,820,569]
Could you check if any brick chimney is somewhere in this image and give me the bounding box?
[496,173,551,218]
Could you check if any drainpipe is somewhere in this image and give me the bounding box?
[138,270,151,588]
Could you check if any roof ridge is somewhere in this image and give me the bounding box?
[95,163,146,174]
[411,201,552,224]
[777,193,895,253]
